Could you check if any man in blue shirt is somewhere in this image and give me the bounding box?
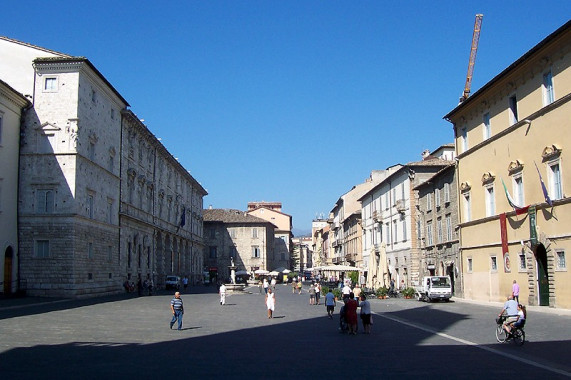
[325,289,336,319]
[498,295,518,332]
[170,292,184,330]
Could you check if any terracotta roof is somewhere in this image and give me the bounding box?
[203,209,274,225]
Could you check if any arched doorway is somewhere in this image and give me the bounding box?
[4,246,14,295]
[535,243,550,306]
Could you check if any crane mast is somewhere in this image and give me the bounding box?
[461,14,483,102]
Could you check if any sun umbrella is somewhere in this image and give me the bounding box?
[282,269,291,274]
[269,271,280,276]
[254,269,269,275]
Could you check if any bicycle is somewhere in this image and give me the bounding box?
[495,315,525,346]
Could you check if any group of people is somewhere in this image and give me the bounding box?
[326,287,372,335]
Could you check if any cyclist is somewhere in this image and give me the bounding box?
[498,295,519,333]
[505,304,526,334]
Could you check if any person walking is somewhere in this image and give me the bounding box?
[359,294,372,334]
[263,278,269,294]
[353,284,361,301]
[325,288,336,319]
[309,283,316,305]
[271,277,276,290]
[315,283,321,305]
[219,283,227,305]
[297,280,303,294]
[512,280,520,303]
[345,292,358,335]
[183,276,189,291]
[265,288,276,318]
[169,291,184,330]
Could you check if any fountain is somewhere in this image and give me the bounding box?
[225,258,246,292]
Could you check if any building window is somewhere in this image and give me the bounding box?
[509,95,518,125]
[209,246,217,259]
[393,220,398,243]
[491,256,498,272]
[463,192,471,222]
[435,188,441,208]
[446,214,452,241]
[548,161,563,200]
[427,193,432,211]
[37,189,55,213]
[107,200,113,224]
[461,126,468,152]
[483,112,491,140]
[437,218,443,244]
[128,242,132,268]
[427,221,433,246]
[252,246,260,258]
[35,240,50,258]
[417,220,422,241]
[230,246,237,258]
[444,182,450,203]
[87,193,94,219]
[556,250,566,270]
[518,253,526,271]
[513,174,524,207]
[543,70,555,106]
[88,242,93,259]
[252,228,258,238]
[209,228,216,239]
[385,224,390,245]
[485,185,495,217]
[108,246,113,262]
[44,77,57,92]
[402,219,407,241]
[384,193,389,210]
[88,142,95,161]
[467,257,473,273]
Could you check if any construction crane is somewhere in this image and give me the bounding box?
[461,14,483,102]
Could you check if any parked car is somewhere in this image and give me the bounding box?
[165,275,181,290]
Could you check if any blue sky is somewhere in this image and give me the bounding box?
[3,1,570,234]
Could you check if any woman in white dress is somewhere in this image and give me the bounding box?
[265,288,276,318]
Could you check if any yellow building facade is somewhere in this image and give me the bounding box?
[445,21,571,309]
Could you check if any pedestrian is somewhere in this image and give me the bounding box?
[137,277,143,296]
[219,283,227,305]
[265,288,276,318]
[183,276,189,291]
[297,280,303,294]
[271,277,276,290]
[315,283,321,305]
[342,282,351,300]
[512,280,520,303]
[292,280,297,293]
[345,292,358,335]
[353,283,361,301]
[325,288,336,319]
[263,278,269,294]
[309,283,316,305]
[169,291,184,330]
[359,294,372,334]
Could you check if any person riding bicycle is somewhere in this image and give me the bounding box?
[498,295,519,333]
[505,304,526,334]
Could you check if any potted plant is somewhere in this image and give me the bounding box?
[401,287,416,299]
[376,286,388,299]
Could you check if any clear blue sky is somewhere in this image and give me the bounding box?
[4,1,570,235]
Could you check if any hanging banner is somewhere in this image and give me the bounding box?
[529,205,537,246]
[500,213,508,257]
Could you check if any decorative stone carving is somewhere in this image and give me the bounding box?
[507,160,524,174]
[460,182,471,192]
[481,172,495,185]
[541,144,562,160]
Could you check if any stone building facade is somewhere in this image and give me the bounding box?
[414,164,463,297]
[203,209,275,283]
[1,37,206,297]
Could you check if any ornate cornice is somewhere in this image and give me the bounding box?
[508,160,524,174]
[541,144,562,161]
[460,181,471,192]
[481,172,496,185]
